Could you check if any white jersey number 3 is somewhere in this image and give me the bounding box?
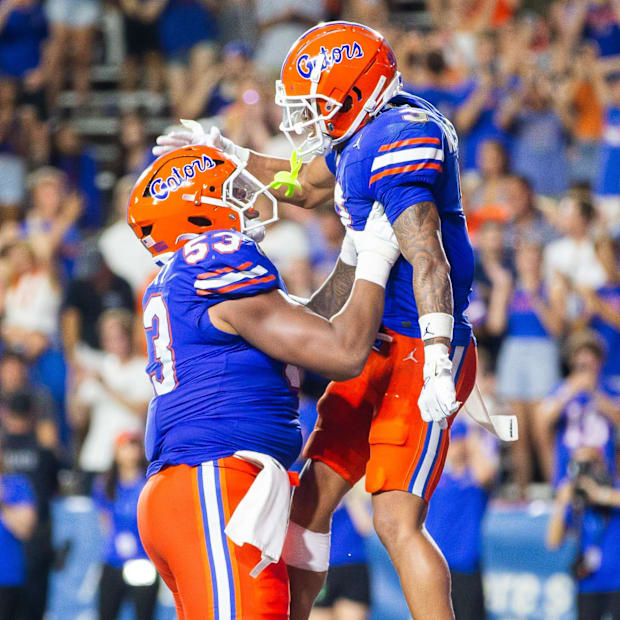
[143,295,178,396]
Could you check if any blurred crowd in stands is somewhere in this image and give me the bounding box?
[0,0,619,618]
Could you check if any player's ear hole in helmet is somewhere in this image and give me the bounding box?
[327,94,355,131]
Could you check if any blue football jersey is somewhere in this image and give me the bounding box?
[326,93,474,344]
[142,229,302,477]
[552,383,618,487]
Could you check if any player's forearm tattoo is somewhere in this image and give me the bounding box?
[307,259,356,318]
[392,201,453,317]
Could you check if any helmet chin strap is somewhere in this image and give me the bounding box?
[308,52,333,156]
[372,72,403,116]
[318,132,333,155]
[243,222,266,243]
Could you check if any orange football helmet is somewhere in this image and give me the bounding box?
[276,21,401,157]
[127,145,277,264]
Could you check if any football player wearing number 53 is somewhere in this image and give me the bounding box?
[128,145,400,620]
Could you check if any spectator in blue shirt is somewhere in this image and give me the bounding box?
[540,331,620,488]
[50,122,101,231]
[0,442,36,620]
[591,65,620,224]
[426,419,499,620]
[414,50,462,120]
[488,240,565,493]
[1,390,61,620]
[156,0,219,118]
[20,166,82,280]
[0,0,48,80]
[454,31,513,171]
[399,40,462,121]
[568,1,620,59]
[576,237,620,392]
[547,446,620,620]
[498,72,572,197]
[93,431,158,620]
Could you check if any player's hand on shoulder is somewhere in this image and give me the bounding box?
[418,343,460,429]
[153,120,249,163]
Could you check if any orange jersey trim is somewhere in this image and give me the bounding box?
[197,274,277,296]
[197,261,253,280]
[197,266,235,279]
[369,162,443,186]
[378,137,441,152]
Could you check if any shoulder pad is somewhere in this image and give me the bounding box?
[181,231,281,302]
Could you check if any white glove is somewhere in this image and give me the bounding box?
[153,120,250,164]
[348,202,400,287]
[418,343,460,429]
[152,119,207,156]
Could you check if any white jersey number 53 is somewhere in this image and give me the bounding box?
[143,294,178,396]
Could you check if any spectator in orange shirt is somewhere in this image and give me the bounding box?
[566,45,605,187]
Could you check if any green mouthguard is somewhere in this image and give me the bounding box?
[269,150,303,198]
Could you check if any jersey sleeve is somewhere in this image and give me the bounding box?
[2,474,35,507]
[369,120,445,225]
[189,231,283,309]
[601,382,620,402]
[325,151,337,176]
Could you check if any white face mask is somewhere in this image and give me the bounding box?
[275,80,338,158]
[224,164,278,236]
[178,163,278,240]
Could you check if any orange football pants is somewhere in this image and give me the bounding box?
[305,330,477,501]
[137,457,290,620]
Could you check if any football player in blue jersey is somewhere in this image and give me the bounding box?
[153,21,478,620]
[129,144,401,620]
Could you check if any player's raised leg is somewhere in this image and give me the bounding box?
[286,348,389,620]
[367,338,478,620]
[373,492,453,618]
[286,461,350,620]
